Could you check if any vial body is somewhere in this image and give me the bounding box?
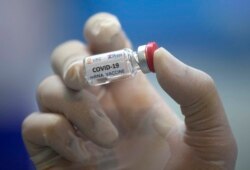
[84,49,139,86]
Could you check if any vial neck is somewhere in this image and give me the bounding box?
[131,52,141,71]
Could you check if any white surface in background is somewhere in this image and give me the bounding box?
[0,1,54,127]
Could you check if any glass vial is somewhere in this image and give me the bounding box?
[84,42,158,86]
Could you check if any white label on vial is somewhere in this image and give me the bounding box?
[85,50,130,83]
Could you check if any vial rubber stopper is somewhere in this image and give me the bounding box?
[145,42,158,72]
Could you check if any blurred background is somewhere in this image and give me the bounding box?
[0,0,249,169]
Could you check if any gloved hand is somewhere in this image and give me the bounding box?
[22,13,237,170]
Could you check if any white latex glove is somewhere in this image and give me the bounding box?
[22,13,237,170]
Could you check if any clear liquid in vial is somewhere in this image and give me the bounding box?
[84,49,139,86]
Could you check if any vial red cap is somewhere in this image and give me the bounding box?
[145,42,158,72]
